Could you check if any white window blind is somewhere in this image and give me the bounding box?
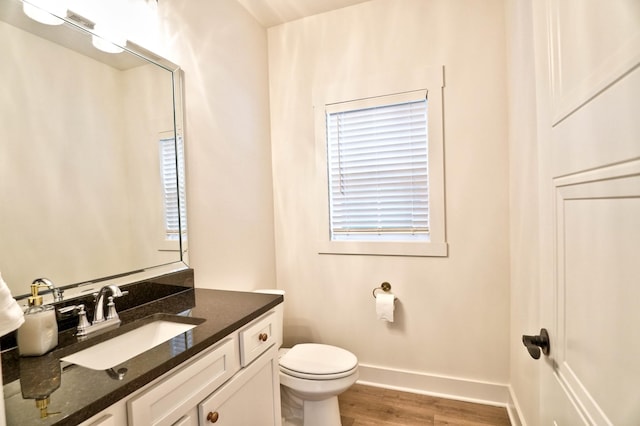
[160,136,187,241]
[326,93,429,241]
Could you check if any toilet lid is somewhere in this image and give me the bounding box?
[279,344,358,380]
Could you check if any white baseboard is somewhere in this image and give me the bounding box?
[356,363,515,410]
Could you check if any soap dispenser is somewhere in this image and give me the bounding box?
[17,282,58,356]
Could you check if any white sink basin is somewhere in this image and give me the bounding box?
[61,320,196,370]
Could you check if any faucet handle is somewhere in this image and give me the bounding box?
[75,305,91,336]
[106,296,120,321]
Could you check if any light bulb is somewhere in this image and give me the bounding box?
[22,0,66,26]
[92,24,126,54]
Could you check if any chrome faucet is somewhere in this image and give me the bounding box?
[93,285,125,324]
[57,285,128,337]
[32,278,63,302]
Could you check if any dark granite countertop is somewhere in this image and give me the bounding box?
[2,287,283,426]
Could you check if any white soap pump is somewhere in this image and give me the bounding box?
[17,281,59,356]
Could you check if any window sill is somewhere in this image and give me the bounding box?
[317,240,448,257]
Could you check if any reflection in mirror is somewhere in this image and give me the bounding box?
[0,0,188,302]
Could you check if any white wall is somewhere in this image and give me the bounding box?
[158,0,277,290]
[268,0,511,401]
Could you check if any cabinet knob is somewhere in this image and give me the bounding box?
[207,411,219,423]
[258,333,268,342]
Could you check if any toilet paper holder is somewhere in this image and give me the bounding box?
[372,282,397,301]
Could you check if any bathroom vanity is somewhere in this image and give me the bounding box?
[1,270,283,426]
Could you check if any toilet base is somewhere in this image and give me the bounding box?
[303,396,341,426]
[281,385,343,426]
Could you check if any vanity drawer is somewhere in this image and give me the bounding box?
[128,337,239,426]
[239,311,276,367]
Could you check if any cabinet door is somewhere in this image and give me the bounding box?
[199,347,279,426]
[129,337,239,426]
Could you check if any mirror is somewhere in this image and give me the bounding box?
[0,0,188,302]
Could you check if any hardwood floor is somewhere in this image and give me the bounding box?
[338,384,511,426]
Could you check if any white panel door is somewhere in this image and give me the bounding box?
[531,0,640,424]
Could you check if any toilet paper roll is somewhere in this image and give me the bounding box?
[376,293,395,322]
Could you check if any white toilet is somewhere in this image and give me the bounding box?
[254,290,359,426]
[279,343,359,426]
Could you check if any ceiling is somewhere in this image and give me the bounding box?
[234,0,371,27]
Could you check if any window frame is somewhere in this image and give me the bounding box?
[314,67,447,257]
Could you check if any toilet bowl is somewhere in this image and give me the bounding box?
[279,344,359,426]
[253,289,359,426]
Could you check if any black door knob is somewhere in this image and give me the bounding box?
[522,328,550,359]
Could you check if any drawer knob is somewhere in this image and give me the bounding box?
[207,411,219,423]
[258,333,268,342]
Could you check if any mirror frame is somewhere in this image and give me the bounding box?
[5,3,189,306]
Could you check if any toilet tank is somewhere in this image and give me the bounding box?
[253,289,284,348]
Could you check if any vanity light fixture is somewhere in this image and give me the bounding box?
[22,0,67,26]
[92,23,126,54]
[66,11,95,30]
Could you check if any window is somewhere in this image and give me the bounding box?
[159,134,187,244]
[326,92,429,242]
[315,67,447,256]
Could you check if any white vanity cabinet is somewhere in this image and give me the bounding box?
[198,345,280,425]
[128,336,240,425]
[78,309,281,426]
[196,311,281,425]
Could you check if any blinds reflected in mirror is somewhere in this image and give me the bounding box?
[160,135,187,243]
